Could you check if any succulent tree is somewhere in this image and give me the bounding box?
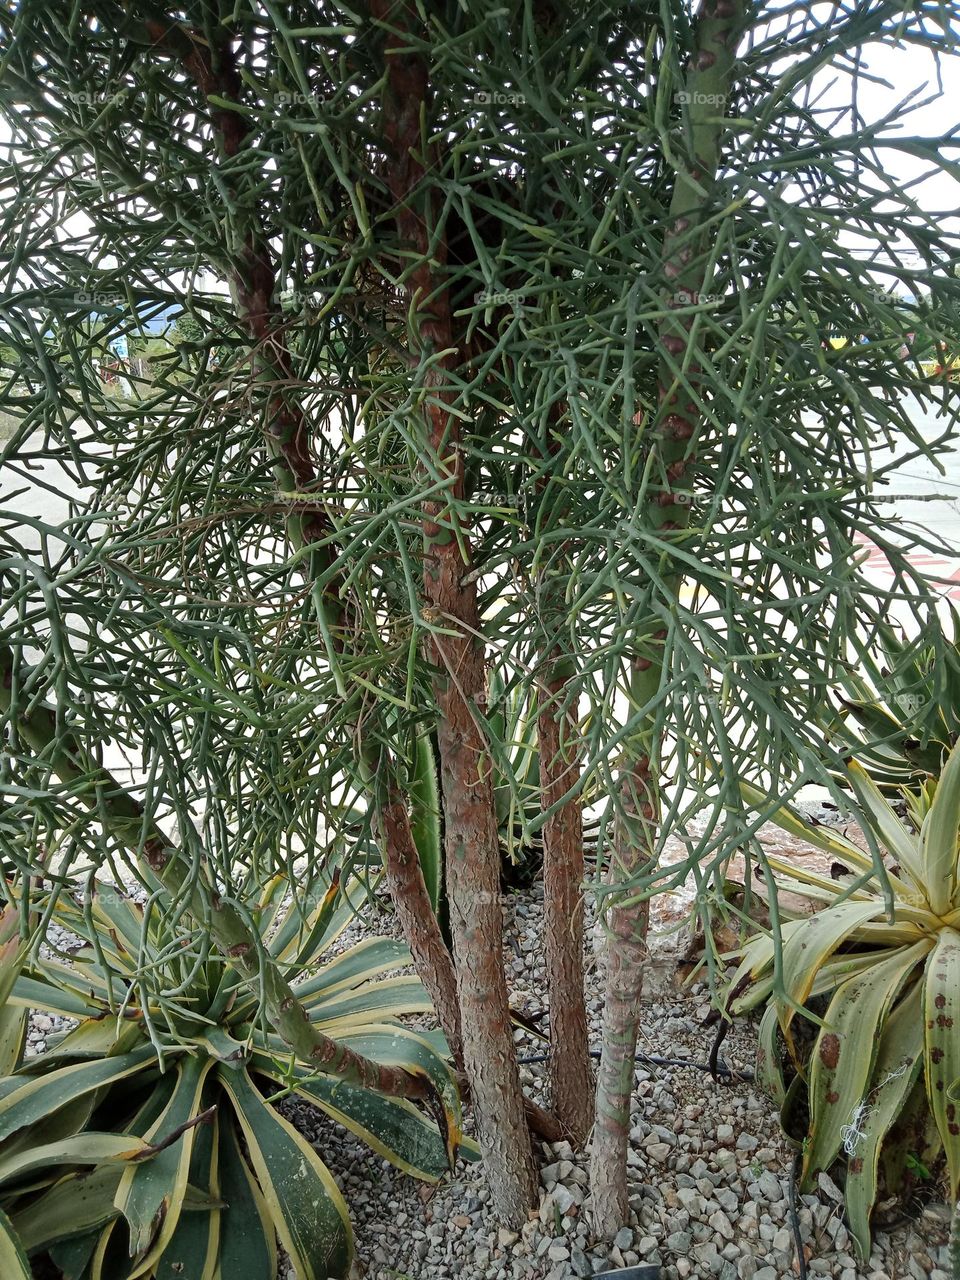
[2,0,960,1239]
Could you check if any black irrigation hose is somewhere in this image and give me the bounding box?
[789,1151,809,1280]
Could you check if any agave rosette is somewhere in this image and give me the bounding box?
[725,745,960,1257]
[0,870,466,1280]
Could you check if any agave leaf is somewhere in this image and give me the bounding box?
[923,928,960,1199]
[801,942,930,1188]
[307,974,431,1027]
[879,1072,943,1207]
[85,886,145,962]
[0,1090,100,1166]
[266,877,368,966]
[409,730,442,913]
[739,781,878,873]
[0,1204,30,1280]
[267,872,340,971]
[330,1025,462,1163]
[807,950,886,999]
[778,900,883,1045]
[920,743,960,914]
[0,1046,159,1144]
[152,1107,220,1280]
[0,1132,156,1186]
[724,920,808,1015]
[87,1217,119,1280]
[219,1065,353,1280]
[9,970,104,1020]
[294,937,412,1003]
[195,1026,249,1070]
[48,1230,100,1280]
[0,904,27,1011]
[760,860,872,903]
[845,761,926,889]
[0,1008,26,1076]
[34,1017,145,1065]
[252,1052,449,1182]
[755,1003,786,1107]
[114,1053,214,1277]
[12,1165,125,1252]
[845,982,924,1261]
[214,1112,277,1280]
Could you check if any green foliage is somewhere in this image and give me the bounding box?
[725,749,960,1257]
[0,0,958,923]
[0,874,463,1280]
[822,619,960,786]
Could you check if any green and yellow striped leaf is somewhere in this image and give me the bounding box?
[293,938,412,1004]
[0,1131,154,1185]
[12,1165,124,1253]
[219,1065,353,1280]
[0,1046,158,1144]
[330,1025,462,1162]
[0,1205,30,1280]
[920,747,960,913]
[777,900,883,1046]
[214,1113,277,1280]
[114,1053,213,1277]
[410,730,442,913]
[252,1052,449,1182]
[153,1106,220,1280]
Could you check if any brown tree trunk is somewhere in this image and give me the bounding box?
[157,17,467,1080]
[539,672,594,1146]
[378,783,463,1067]
[590,758,656,1233]
[589,0,745,1235]
[371,0,537,1224]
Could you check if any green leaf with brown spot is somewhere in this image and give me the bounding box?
[801,940,929,1189]
[924,927,960,1198]
[844,981,924,1259]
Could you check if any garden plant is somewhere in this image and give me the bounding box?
[1,0,960,1270]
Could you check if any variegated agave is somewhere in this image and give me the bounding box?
[0,870,465,1280]
[823,620,960,788]
[724,745,960,1258]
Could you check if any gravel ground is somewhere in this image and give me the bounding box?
[282,879,953,1280]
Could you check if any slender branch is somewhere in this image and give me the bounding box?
[140,11,464,1068]
[0,645,438,1105]
[371,0,538,1222]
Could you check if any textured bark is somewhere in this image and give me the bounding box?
[371,0,537,1223]
[152,17,466,1074]
[590,761,656,1233]
[378,784,463,1067]
[589,0,745,1236]
[539,674,593,1146]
